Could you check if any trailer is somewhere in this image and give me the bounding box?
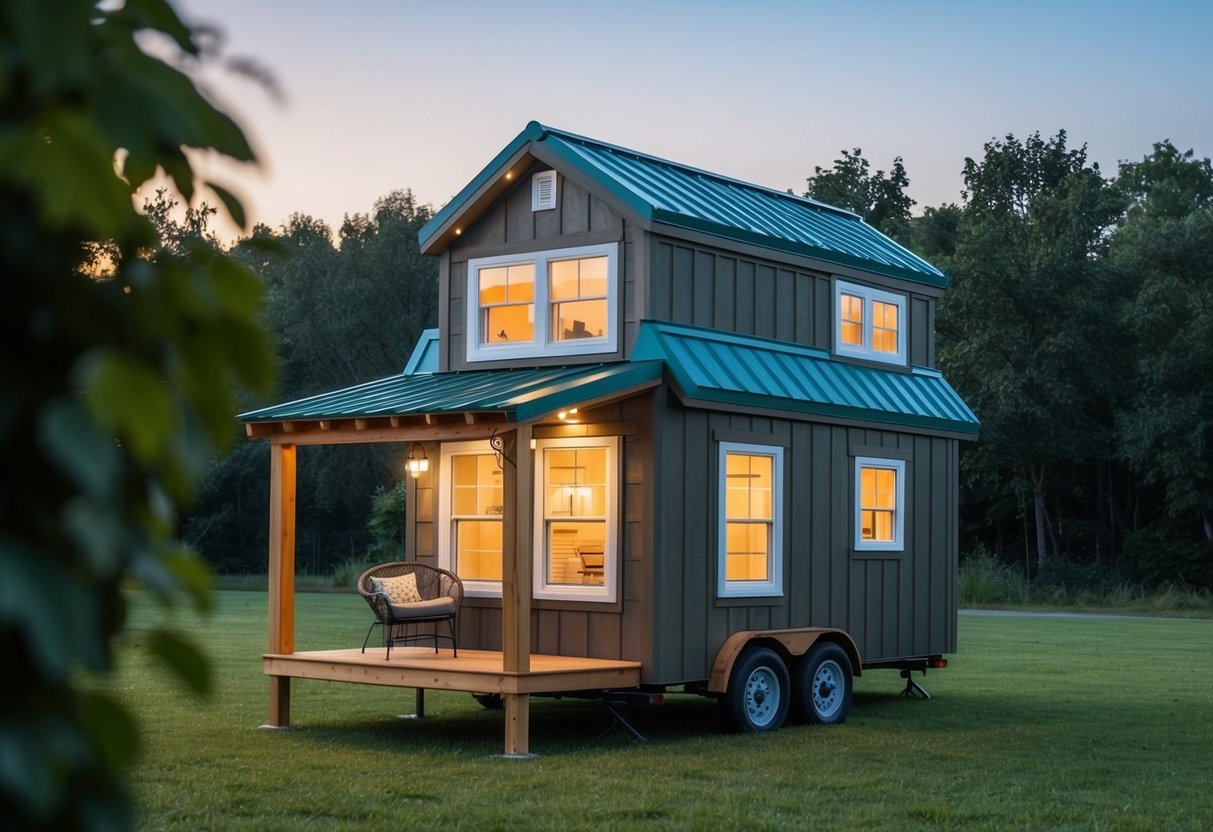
[241,122,978,752]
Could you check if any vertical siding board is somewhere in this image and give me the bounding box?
[831,427,851,634]
[693,251,715,326]
[653,406,685,679]
[587,611,621,659]
[814,276,831,350]
[559,611,589,656]
[754,264,776,338]
[672,246,694,324]
[505,185,534,243]
[534,188,561,238]
[795,271,813,347]
[947,438,959,652]
[735,260,756,333]
[913,434,932,655]
[788,422,812,625]
[620,402,654,667]
[561,178,589,235]
[930,438,948,651]
[911,296,930,367]
[883,560,898,657]
[536,610,560,654]
[682,410,711,678]
[775,269,796,342]
[589,192,617,232]
[651,241,673,322]
[714,256,737,331]
[810,424,832,624]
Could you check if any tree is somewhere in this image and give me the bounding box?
[805,148,915,243]
[938,131,1126,570]
[1113,142,1213,547]
[0,2,273,828]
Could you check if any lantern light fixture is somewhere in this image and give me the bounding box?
[406,443,429,479]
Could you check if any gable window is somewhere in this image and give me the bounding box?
[717,442,783,598]
[533,436,618,603]
[466,243,618,363]
[834,280,906,365]
[854,456,906,551]
[438,441,503,597]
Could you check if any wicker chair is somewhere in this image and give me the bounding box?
[357,562,463,660]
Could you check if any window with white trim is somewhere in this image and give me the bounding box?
[466,243,618,363]
[854,456,906,551]
[533,436,619,603]
[834,280,906,365]
[717,442,783,598]
[438,441,503,597]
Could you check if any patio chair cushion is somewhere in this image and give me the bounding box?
[388,596,457,620]
[371,573,423,605]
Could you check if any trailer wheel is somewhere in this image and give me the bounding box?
[471,692,503,710]
[793,642,853,725]
[719,646,790,733]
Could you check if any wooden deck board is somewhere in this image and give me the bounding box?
[263,648,641,695]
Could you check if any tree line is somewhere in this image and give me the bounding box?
[175,132,1212,590]
[808,133,1212,588]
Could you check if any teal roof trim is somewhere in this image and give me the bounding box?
[239,360,665,425]
[402,328,439,375]
[420,121,947,288]
[632,321,978,436]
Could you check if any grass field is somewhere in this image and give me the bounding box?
[105,592,1213,831]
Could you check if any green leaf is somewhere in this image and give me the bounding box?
[81,351,174,466]
[147,628,212,696]
[37,399,122,496]
[209,182,247,230]
[77,691,140,770]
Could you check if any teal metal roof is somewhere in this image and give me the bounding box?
[632,321,978,436]
[402,328,439,375]
[419,121,946,288]
[239,360,665,424]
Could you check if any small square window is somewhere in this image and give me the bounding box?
[854,457,906,551]
[834,280,907,365]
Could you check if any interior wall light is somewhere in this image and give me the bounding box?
[406,443,429,479]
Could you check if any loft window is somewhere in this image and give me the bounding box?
[438,441,503,597]
[466,243,618,363]
[533,436,619,603]
[854,457,906,551]
[834,280,906,365]
[717,442,784,598]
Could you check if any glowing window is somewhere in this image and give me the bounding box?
[717,442,783,598]
[854,457,906,551]
[467,243,618,363]
[834,280,906,365]
[439,442,503,596]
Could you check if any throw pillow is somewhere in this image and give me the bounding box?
[371,573,423,604]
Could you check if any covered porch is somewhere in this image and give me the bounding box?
[242,354,662,755]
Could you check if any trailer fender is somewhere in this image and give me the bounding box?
[708,628,862,694]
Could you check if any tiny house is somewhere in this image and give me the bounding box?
[242,122,978,752]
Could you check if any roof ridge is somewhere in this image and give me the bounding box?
[532,121,864,222]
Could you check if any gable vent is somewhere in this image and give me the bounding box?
[532,170,557,211]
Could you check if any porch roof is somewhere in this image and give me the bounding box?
[632,321,979,437]
[239,359,665,427]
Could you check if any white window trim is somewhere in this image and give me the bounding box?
[465,242,619,364]
[853,456,906,551]
[833,279,907,365]
[716,441,784,599]
[533,435,619,603]
[438,440,503,598]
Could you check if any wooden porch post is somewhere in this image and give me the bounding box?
[266,441,297,727]
[501,424,533,756]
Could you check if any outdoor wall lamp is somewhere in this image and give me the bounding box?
[406,443,429,479]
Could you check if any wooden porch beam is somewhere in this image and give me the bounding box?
[500,423,533,756]
[266,442,297,727]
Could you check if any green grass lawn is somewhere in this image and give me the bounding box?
[107,592,1213,831]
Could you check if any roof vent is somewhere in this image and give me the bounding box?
[532,170,557,211]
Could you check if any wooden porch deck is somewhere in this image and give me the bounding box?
[264,647,642,695]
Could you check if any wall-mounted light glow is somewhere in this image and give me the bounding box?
[454,228,462,236]
[557,407,579,421]
[406,443,429,479]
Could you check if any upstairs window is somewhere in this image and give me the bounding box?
[717,442,783,598]
[466,243,618,363]
[854,457,905,551]
[834,280,906,365]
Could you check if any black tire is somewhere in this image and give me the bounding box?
[792,642,853,725]
[718,646,790,733]
[471,692,503,710]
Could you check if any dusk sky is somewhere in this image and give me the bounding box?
[172,0,1213,240]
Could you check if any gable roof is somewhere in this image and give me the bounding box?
[419,121,946,288]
